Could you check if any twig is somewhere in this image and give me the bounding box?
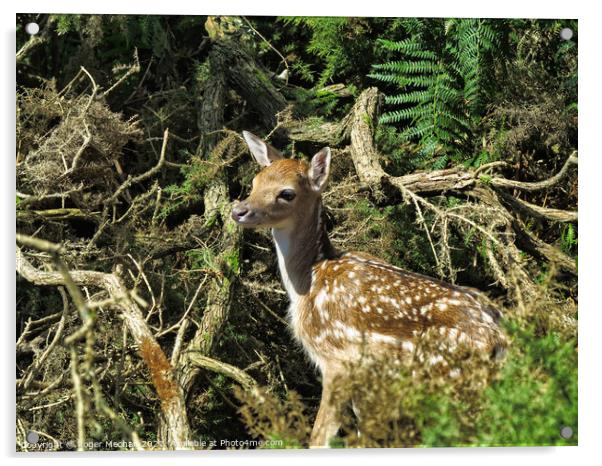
[99,49,141,100]
[68,121,92,172]
[58,68,84,97]
[80,67,99,113]
[473,161,510,176]
[18,288,70,391]
[123,55,154,106]
[490,152,578,192]
[242,16,289,86]
[409,194,440,271]
[17,183,85,208]
[186,353,258,390]
[128,254,156,317]
[71,347,86,451]
[170,276,208,364]
[107,128,169,204]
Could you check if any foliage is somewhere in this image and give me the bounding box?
[369,19,505,169]
[475,320,577,446]
[560,223,578,254]
[275,17,398,88]
[370,19,576,172]
[234,386,311,448]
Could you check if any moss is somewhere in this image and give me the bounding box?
[222,248,240,276]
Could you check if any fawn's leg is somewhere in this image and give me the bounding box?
[310,367,344,448]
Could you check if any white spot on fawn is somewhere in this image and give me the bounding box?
[402,341,415,352]
[370,333,399,345]
[429,355,444,365]
[315,288,328,310]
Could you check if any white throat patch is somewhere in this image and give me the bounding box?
[272,228,300,306]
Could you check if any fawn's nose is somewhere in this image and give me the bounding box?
[231,202,250,222]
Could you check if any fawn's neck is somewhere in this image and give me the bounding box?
[272,201,337,303]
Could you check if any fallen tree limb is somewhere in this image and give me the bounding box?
[282,110,347,146]
[17,208,99,221]
[187,353,258,390]
[511,218,577,274]
[490,152,577,192]
[496,189,578,223]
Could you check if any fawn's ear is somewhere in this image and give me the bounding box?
[308,147,331,192]
[242,131,284,167]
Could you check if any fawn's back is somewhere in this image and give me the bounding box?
[297,251,506,371]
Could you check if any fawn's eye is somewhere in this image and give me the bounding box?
[277,189,296,202]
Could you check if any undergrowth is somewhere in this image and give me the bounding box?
[234,282,577,448]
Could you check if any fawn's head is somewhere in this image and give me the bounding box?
[231,131,331,230]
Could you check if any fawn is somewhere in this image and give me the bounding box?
[232,131,507,447]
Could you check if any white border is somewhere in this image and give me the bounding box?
[3,1,599,465]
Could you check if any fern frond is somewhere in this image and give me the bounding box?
[376,39,438,60]
[384,91,431,105]
[372,60,438,75]
[369,18,508,169]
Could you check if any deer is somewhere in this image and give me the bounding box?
[231,131,507,447]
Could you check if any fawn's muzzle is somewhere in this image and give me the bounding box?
[231,201,257,225]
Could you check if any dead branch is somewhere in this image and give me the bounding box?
[107,128,169,205]
[496,189,578,223]
[17,183,85,208]
[186,353,258,390]
[99,49,141,100]
[490,152,577,191]
[17,208,99,221]
[16,33,47,64]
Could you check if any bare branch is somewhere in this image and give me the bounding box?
[490,152,578,191]
[16,35,46,63]
[99,49,141,99]
[107,128,169,204]
[497,190,578,223]
[186,353,258,390]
